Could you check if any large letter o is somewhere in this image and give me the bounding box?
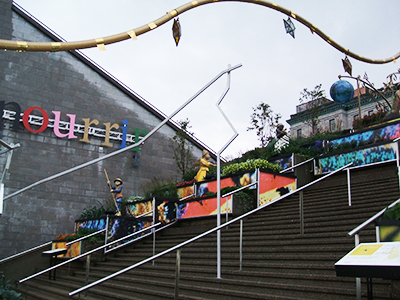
[22,106,49,133]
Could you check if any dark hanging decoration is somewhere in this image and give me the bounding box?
[283,17,296,39]
[172,18,181,46]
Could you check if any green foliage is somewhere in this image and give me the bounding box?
[182,168,198,182]
[65,227,104,242]
[381,203,400,220]
[125,195,145,203]
[298,84,328,135]
[221,159,282,176]
[247,102,282,147]
[169,119,196,178]
[78,204,106,220]
[142,177,178,199]
[353,111,387,130]
[0,274,21,300]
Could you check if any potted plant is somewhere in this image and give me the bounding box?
[376,203,400,242]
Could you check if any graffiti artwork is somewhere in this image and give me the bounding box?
[315,143,397,175]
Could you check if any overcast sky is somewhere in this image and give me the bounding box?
[14,0,400,159]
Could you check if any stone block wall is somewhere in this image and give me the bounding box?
[0,2,203,258]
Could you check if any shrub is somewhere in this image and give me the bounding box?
[221,159,282,176]
[0,274,21,300]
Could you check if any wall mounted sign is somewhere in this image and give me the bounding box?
[0,101,148,150]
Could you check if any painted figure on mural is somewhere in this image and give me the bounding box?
[194,150,216,182]
[109,178,123,215]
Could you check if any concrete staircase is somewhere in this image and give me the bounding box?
[17,162,400,299]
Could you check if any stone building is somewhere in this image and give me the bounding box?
[287,86,392,138]
[0,0,211,258]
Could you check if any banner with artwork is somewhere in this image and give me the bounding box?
[177,196,232,219]
[270,155,294,172]
[329,121,400,146]
[106,216,152,249]
[75,217,107,232]
[258,171,296,206]
[125,199,153,217]
[51,240,81,258]
[315,142,397,175]
[196,171,257,197]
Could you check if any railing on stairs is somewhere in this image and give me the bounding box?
[18,222,161,284]
[0,241,52,265]
[347,197,400,300]
[69,162,353,298]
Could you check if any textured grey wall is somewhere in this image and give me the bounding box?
[0,2,203,258]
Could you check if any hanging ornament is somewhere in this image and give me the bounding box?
[283,17,296,38]
[172,18,181,46]
[342,56,352,76]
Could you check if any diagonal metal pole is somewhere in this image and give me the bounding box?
[4,64,242,202]
[216,64,239,279]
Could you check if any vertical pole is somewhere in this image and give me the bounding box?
[355,234,361,300]
[299,191,304,235]
[153,197,156,266]
[357,77,362,119]
[174,249,181,300]
[256,169,260,207]
[396,142,400,194]
[239,219,243,271]
[376,226,380,243]
[85,255,91,285]
[84,254,91,298]
[226,195,230,227]
[217,152,221,279]
[347,168,352,206]
[104,214,110,254]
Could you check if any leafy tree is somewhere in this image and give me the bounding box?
[169,119,196,178]
[299,84,328,136]
[247,102,282,147]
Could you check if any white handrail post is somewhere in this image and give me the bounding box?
[174,249,181,300]
[299,190,304,235]
[239,219,243,271]
[153,197,156,266]
[376,226,381,243]
[347,168,352,206]
[355,233,361,300]
[215,64,240,279]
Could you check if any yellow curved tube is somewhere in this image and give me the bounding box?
[1,0,399,65]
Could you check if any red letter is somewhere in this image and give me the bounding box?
[23,106,49,133]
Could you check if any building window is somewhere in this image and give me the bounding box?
[329,119,335,132]
[297,129,302,138]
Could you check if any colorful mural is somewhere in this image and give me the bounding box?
[75,217,106,232]
[329,121,400,146]
[258,172,296,206]
[156,200,177,224]
[315,143,397,175]
[270,155,293,171]
[177,184,194,199]
[106,217,152,249]
[52,240,81,258]
[177,196,232,219]
[196,171,257,197]
[125,200,153,217]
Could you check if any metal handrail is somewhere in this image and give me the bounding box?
[65,228,106,246]
[69,162,353,296]
[221,182,257,198]
[19,222,161,284]
[179,194,195,201]
[348,198,400,237]
[280,157,314,173]
[0,241,52,264]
